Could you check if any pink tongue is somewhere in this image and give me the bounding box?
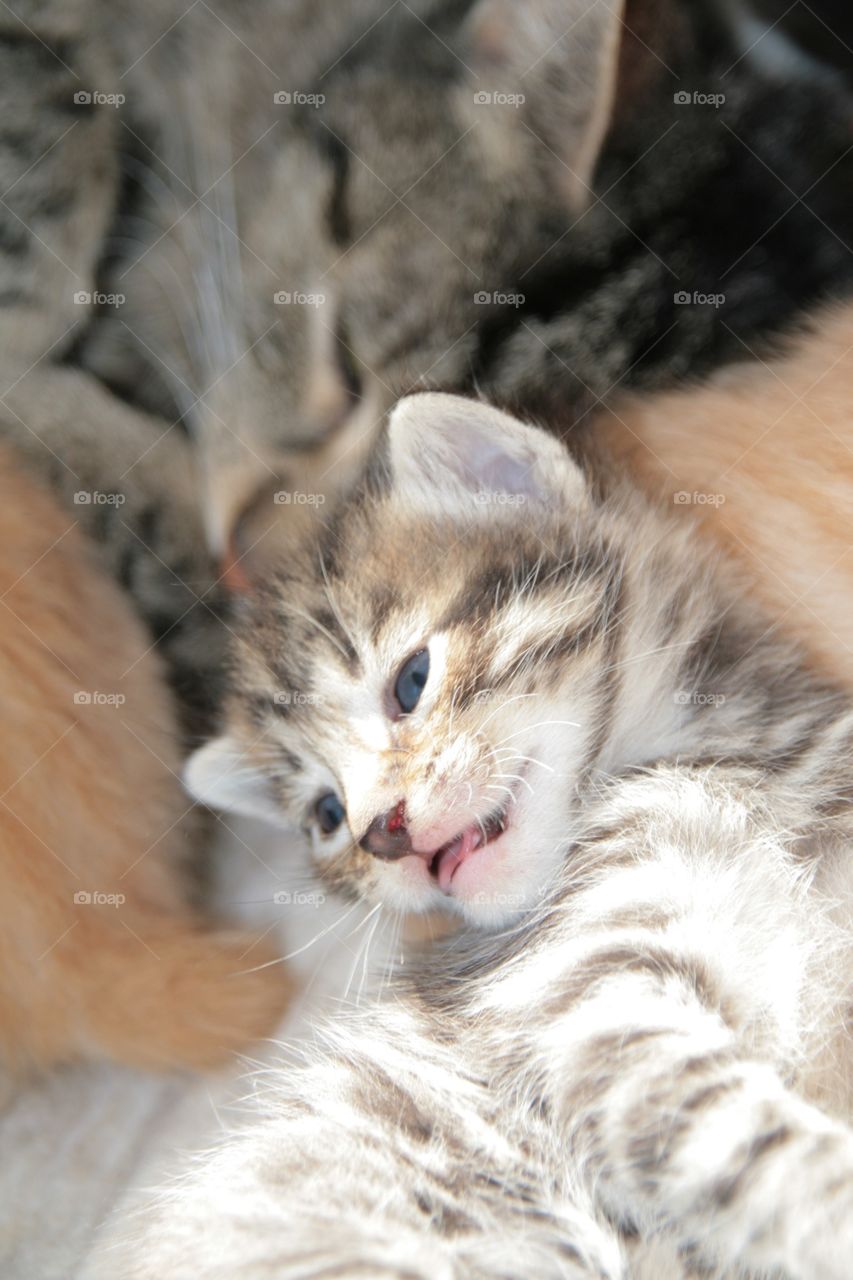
[435,825,481,893]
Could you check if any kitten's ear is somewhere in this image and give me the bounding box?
[386,392,586,517]
[184,736,291,829]
[461,0,625,205]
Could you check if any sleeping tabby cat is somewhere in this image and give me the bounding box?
[116,389,853,1278]
[3,0,853,711]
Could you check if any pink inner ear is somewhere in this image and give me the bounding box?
[451,432,546,502]
[390,392,562,507]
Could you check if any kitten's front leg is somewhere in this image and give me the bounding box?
[475,765,853,1279]
[92,1009,626,1280]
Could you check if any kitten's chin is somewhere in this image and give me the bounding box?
[371,810,563,930]
[436,797,566,928]
[446,828,548,928]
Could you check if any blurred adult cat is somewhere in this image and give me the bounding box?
[3,0,852,618]
[0,444,289,1073]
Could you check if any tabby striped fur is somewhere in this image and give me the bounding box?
[139,392,853,1278]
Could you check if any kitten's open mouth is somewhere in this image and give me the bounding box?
[427,804,509,894]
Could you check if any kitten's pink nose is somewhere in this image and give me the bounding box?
[359,800,414,860]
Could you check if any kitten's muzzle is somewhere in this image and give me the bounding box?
[359,801,415,860]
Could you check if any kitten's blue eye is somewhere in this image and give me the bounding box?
[394,648,429,715]
[314,791,345,835]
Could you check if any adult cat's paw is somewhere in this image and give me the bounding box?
[83,923,294,1072]
[152,928,295,1070]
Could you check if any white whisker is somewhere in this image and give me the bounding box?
[494,720,581,747]
[236,898,363,972]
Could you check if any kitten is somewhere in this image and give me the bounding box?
[0,444,290,1073]
[108,391,853,1277]
[593,300,853,688]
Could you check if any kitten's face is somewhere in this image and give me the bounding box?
[188,394,623,928]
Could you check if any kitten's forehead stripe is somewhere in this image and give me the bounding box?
[438,565,520,631]
[313,607,361,673]
[369,586,400,643]
[438,546,615,635]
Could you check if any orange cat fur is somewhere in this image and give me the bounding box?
[596,303,853,685]
[0,447,290,1073]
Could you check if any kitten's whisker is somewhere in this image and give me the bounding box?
[494,720,581,747]
[493,770,534,796]
[318,551,359,657]
[447,685,462,739]
[493,750,555,774]
[237,898,363,972]
[377,911,402,1000]
[274,602,352,661]
[344,899,383,940]
[599,638,694,678]
[341,904,383,1006]
[485,783,515,804]
[475,691,538,733]
[356,909,383,1006]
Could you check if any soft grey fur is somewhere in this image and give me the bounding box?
[4,0,853,698]
[108,393,853,1279]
